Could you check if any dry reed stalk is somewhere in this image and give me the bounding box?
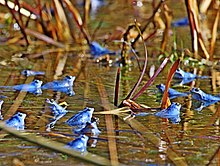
[211,69,217,93]
[185,0,198,58]
[209,7,219,59]
[63,0,91,44]
[96,77,119,166]
[52,0,72,41]
[120,24,135,66]
[114,68,120,107]
[160,4,172,52]
[185,0,210,59]
[5,0,30,45]
[131,0,165,47]
[199,0,212,14]
[83,0,91,28]
[25,28,65,48]
[36,0,51,37]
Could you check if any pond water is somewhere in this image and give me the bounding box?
[0,0,219,166]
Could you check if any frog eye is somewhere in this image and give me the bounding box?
[23,70,28,74]
[194,88,200,92]
[65,76,72,79]
[174,102,181,106]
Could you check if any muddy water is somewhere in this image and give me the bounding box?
[0,0,219,166]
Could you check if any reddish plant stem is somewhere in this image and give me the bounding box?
[132,57,169,101]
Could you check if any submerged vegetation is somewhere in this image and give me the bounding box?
[0,0,219,165]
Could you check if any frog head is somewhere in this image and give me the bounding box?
[156,84,165,93]
[170,102,181,111]
[64,76,76,86]
[165,102,181,116]
[31,80,43,89]
[190,88,204,101]
[16,112,27,121]
[174,68,184,79]
[85,107,94,115]
[45,98,56,105]
[21,70,29,76]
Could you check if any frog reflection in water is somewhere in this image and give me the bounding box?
[5,112,26,130]
[66,107,94,132]
[0,80,43,95]
[45,99,68,131]
[42,76,75,96]
[65,135,89,153]
[156,84,189,99]
[74,117,101,147]
[190,88,220,102]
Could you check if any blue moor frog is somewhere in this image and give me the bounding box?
[190,88,220,102]
[45,99,68,131]
[65,135,89,153]
[135,102,181,124]
[45,99,68,117]
[21,70,45,77]
[66,107,94,132]
[174,68,208,79]
[156,84,189,99]
[5,112,26,130]
[90,41,115,58]
[155,102,181,124]
[174,68,198,79]
[0,80,42,95]
[53,86,75,96]
[42,76,75,90]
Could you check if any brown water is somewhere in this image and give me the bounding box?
[0,1,219,166]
